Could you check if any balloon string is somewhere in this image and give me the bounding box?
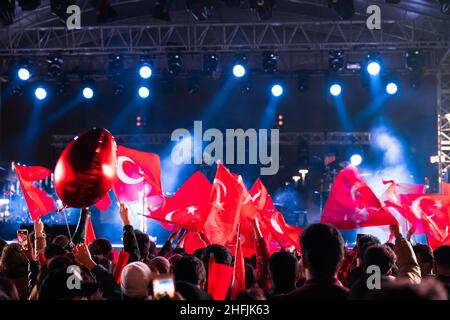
[63,210,73,241]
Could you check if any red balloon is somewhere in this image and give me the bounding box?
[54,128,117,208]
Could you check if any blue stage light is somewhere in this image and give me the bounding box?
[17,67,31,81]
[367,61,381,76]
[350,154,363,166]
[329,83,342,96]
[82,87,94,99]
[138,86,150,98]
[386,82,398,95]
[139,64,152,79]
[34,87,47,100]
[271,84,283,97]
[232,64,246,78]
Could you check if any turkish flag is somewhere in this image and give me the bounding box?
[382,180,426,233]
[320,166,398,229]
[14,164,56,221]
[203,163,244,246]
[442,182,450,195]
[147,171,212,232]
[250,179,300,251]
[113,145,164,211]
[207,255,233,300]
[85,215,96,245]
[183,231,208,255]
[231,232,246,299]
[399,194,450,250]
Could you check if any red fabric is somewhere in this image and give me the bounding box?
[207,255,233,300]
[147,171,212,232]
[250,179,301,251]
[183,231,207,254]
[113,250,130,285]
[203,163,243,245]
[113,146,163,210]
[442,182,450,195]
[320,166,397,229]
[85,215,96,245]
[14,164,56,221]
[231,234,246,299]
[399,194,450,250]
[95,192,112,211]
[37,252,46,266]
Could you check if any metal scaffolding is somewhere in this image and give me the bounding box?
[437,52,450,185]
[51,131,371,148]
[0,19,448,57]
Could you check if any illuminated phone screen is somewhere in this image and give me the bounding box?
[152,275,175,299]
[17,229,29,251]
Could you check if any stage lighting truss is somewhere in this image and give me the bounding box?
[47,56,64,78]
[262,52,278,74]
[249,0,274,21]
[186,0,213,21]
[167,53,183,75]
[18,0,41,11]
[329,50,345,72]
[0,0,16,25]
[203,53,219,76]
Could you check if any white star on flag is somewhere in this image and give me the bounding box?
[186,206,197,215]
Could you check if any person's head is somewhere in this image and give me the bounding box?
[134,230,150,260]
[171,256,206,288]
[120,262,152,300]
[92,254,113,273]
[148,256,170,274]
[367,278,448,300]
[269,251,298,291]
[0,275,20,300]
[433,245,450,276]
[0,243,28,278]
[413,244,434,276]
[175,281,212,300]
[235,287,267,300]
[44,243,66,260]
[363,244,396,276]
[357,235,381,266]
[201,245,232,269]
[88,238,113,262]
[38,266,98,300]
[169,253,183,266]
[300,223,344,280]
[52,235,70,248]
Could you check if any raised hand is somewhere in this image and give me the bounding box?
[34,219,44,237]
[119,202,131,226]
[73,244,97,270]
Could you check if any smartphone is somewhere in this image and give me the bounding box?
[152,274,175,300]
[17,229,29,251]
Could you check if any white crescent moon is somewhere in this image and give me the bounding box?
[117,156,144,185]
[271,213,284,234]
[165,210,177,222]
[251,190,262,202]
[411,196,429,219]
[350,182,363,202]
[213,179,227,197]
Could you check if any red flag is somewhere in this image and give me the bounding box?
[147,171,212,232]
[113,146,164,211]
[95,192,112,211]
[320,166,398,229]
[14,164,56,221]
[207,255,233,300]
[183,231,207,255]
[250,179,301,251]
[442,182,450,195]
[399,194,450,250]
[113,250,130,285]
[85,215,96,245]
[203,163,244,245]
[231,230,246,299]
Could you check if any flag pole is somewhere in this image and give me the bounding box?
[231,224,241,290]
